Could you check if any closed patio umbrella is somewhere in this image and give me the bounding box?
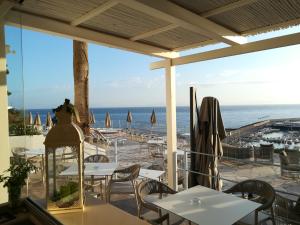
[46,112,53,128]
[33,113,42,127]
[150,109,156,126]
[126,110,132,128]
[90,111,96,124]
[27,112,33,125]
[105,112,111,128]
[192,97,226,191]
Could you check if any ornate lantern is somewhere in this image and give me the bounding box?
[44,99,84,213]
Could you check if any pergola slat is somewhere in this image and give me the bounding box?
[121,0,247,46]
[5,10,179,59]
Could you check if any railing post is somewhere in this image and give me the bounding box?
[114,140,118,163]
[184,150,188,190]
[0,20,9,203]
[165,59,178,190]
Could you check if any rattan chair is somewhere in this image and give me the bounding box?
[137,180,185,225]
[84,154,109,199]
[274,194,300,225]
[107,164,140,203]
[147,164,165,182]
[279,150,300,178]
[224,179,276,225]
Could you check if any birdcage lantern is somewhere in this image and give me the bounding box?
[44,99,84,213]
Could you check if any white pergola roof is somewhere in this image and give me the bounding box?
[3,0,300,63]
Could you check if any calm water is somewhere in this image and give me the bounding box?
[28,105,300,134]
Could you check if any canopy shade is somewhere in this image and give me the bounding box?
[6,0,300,56]
[191,96,226,191]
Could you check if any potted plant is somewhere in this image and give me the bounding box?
[0,157,36,209]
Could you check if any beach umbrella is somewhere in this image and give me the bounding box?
[105,112,111,128]
[90,111,96,124]
[150,109,156,126]
[45,112,53,128]
[126,110,132,128]
[33,113,42,126]
[27,112,33,125]
[192,97,226,191]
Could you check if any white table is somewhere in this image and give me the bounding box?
[60,162,118,202]
[25,148,45,156]
[147,139,165,145]
[139,168,165,181]
[152,185,261,225]
[60,162,118,176]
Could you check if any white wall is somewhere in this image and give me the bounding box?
[0,21,9,203]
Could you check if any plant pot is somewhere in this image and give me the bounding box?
[8,185,22,209]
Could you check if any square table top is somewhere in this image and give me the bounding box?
[54,195,150,225]
[152,185,261,225]
[60,162,118,176]
[25,148,45,156]
[139,168,165,180]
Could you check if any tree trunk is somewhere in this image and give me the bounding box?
[73,40,89,135]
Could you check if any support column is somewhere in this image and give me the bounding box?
[0,21,9,203]
[165,59,177,190]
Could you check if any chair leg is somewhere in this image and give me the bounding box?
[100,180,103,200]
[270,207,276,225]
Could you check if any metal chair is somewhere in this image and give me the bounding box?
[224,179,276,225]
[136,180,184,225]
[84,154,109,199]
[107,164,140,203]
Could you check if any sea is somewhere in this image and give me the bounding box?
[28,105,300,135]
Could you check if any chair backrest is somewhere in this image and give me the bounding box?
[285,150,300,164]
[84,154,109,163]
[224,179,275,211]
[274,194,300,223]
[256,144,274,160]
[147,164,164,171]
[137,180,176,212]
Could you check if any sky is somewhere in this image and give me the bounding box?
[5,25,300,109]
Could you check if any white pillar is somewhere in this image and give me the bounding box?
[165,59,177,190]
[0,21,9,203]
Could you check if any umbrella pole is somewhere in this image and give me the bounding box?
[189,87,197,187]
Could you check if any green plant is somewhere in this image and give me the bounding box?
[9,124,41,136]
[0,157,36,208]
[51,181,78,202]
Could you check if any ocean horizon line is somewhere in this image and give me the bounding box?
[26,103,300,110]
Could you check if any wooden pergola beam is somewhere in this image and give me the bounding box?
[150,31,300,69]
[202,0,259,18]
[0,0,14,18]
[71,0,119,26]
[173,40,218,52]
[121,0,247,46]
[130,24,178,41]
[5,10,179,59]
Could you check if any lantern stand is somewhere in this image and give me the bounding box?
[44,99,84,214]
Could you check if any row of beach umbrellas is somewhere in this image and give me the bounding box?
[26,109,157,129]
[26,112,53,128]
[104,109,157,128]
